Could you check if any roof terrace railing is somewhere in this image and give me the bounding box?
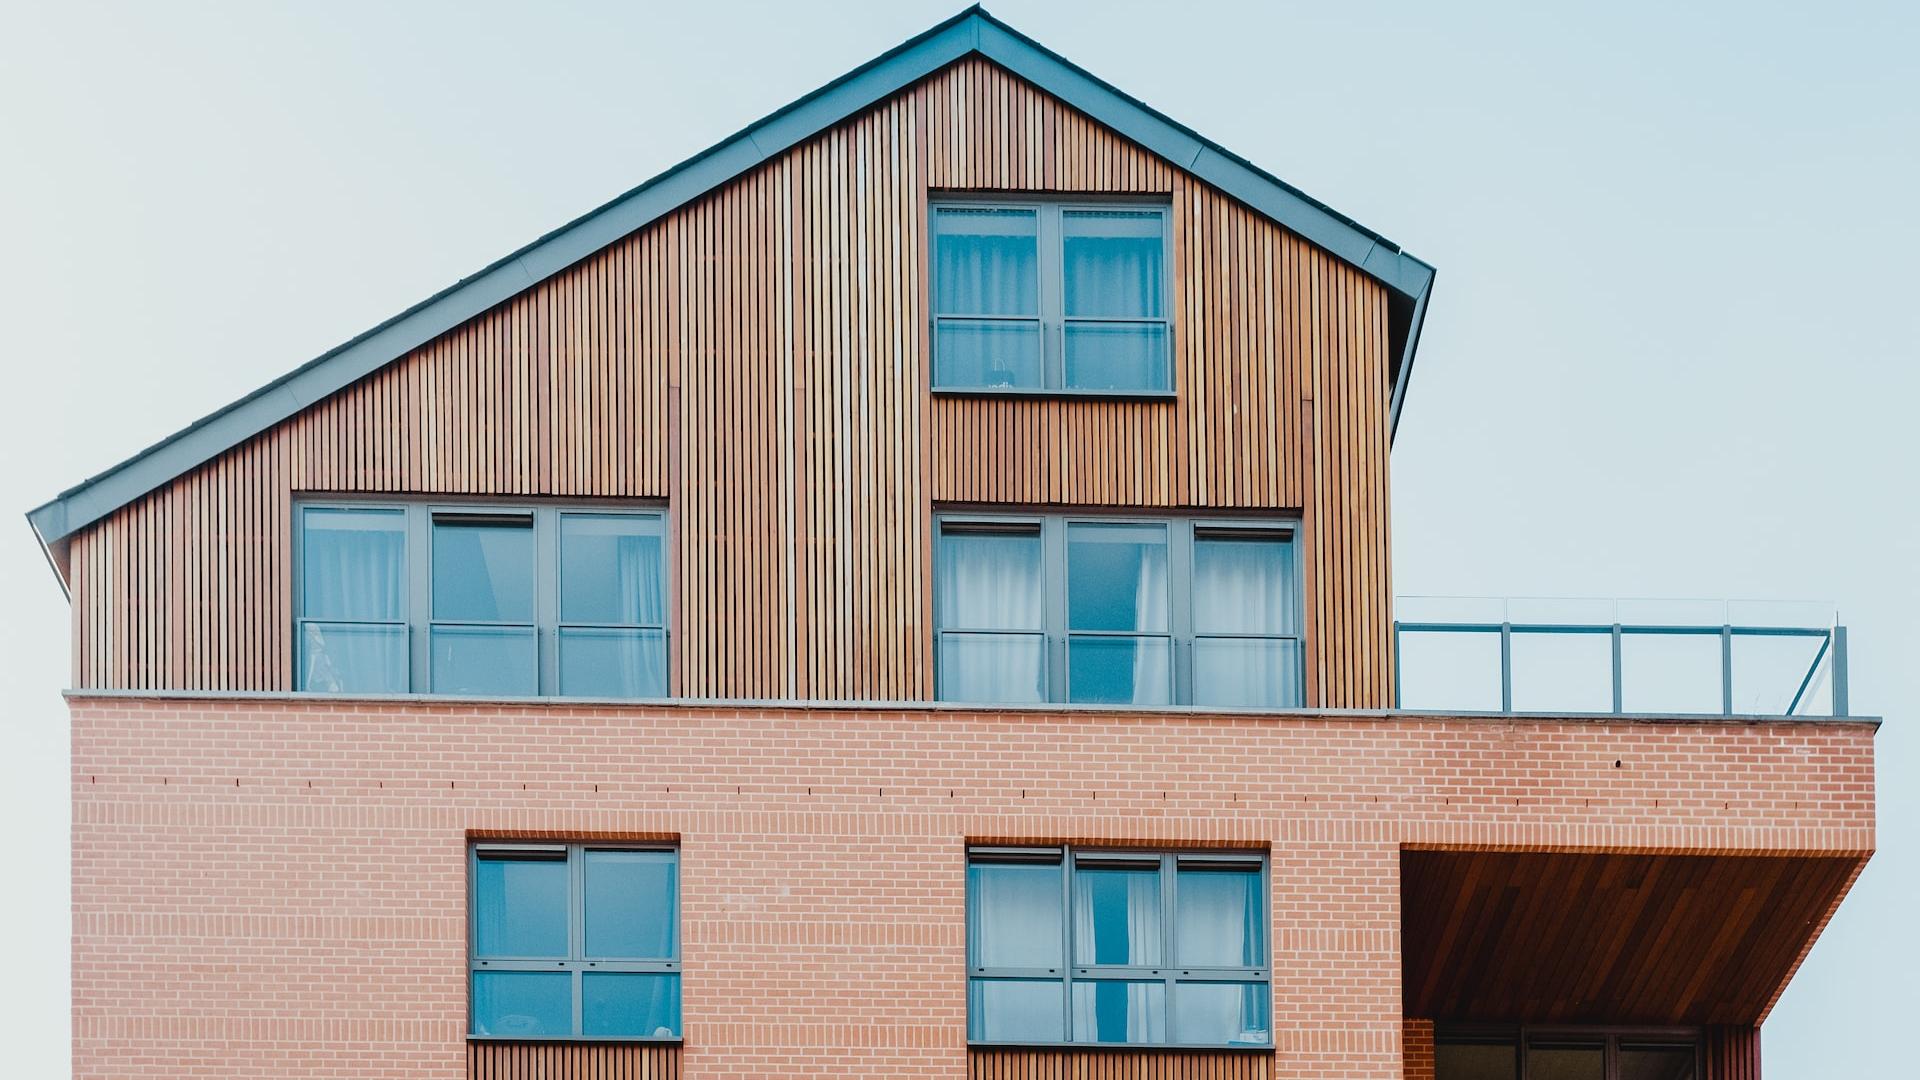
[1393,597,1848,718]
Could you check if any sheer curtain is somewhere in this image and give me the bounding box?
[1176,870,1262,967]
[939,531,1044,702]
[1073,867,1163,1042]
[1063,212,1162,317]
[1130,551,1171,704]
[612,532,666,695]
[301,512,406,692]
[934,209,1038,316]
[1191,537,1298,707]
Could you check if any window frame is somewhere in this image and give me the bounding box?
[966,845,1272,1050]
[1435,1025,1703,1080]
[291,498,670,697]
[933,511,1303,707]
[929,195,1175,398]
[467,841,683,1043]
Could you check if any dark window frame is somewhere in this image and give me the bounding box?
[966,844,1272,1050]
[291,498,669,696]
[1435,1025,1703,1080]
[933,511,1303,707]
[467,841,683,1043]
[929,195,1175,397]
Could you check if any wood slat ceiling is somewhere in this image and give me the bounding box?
[1401,849,1862,1026]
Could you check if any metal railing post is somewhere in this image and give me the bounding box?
[1392,622,1402,709]
[1610,624,1624,714]
[1833,625,1849,717]
[1499,622,1513,713]
[1721,625,1735,716]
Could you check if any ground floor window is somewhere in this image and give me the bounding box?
[1437,1028,1698,1080]
[469,842,680,1040]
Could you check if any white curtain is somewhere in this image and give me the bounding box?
[1063,212,1163,317]
[1073,869,1161,965]
[301,512,406,692]
[972,864,1062,967]
[934,210,1038,316]
[1176,870,1261,967]
[1191,537,1298,708]
[939,532,1044,702]
[1130,551,1171,705]
[612,533,666,695]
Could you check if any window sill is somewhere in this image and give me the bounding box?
[468,1036,683,1045]
[932,386,1177,402]
[968,1042,1274,1053]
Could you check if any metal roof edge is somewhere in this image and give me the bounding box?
[28,4,1434,554]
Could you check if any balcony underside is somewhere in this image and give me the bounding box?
[1402,848,1863,1026]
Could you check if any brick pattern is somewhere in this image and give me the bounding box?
[70,696,1874,1078]
[1400,1019,1434,1080]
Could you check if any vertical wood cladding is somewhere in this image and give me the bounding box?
[1703,1026,1762,1080]
[66,57,1393,705]
[467,1041,679,1080]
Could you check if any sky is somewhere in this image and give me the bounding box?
[0,1,1914,1074]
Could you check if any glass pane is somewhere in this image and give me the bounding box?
[1064,210,1164,318]
[432,517,534,621]
[301,507,405,621]
[1510,629,1614,712]
[472,971,571,1037]
[1071,980,1165,1044]
[1193,535,1295,635]
[934,207,1039,315]
[939,633,1046,704]
[560,628,668,698]
[431,626,536,696]
[582,973,681,1038]
[1176,867,1264,966]
[1619,1045,1697,1080]
[970,861,1063,968]
[1621,631,1724,713]
[298,622,407,693]
[1731,631,1830,715]
[1395,628,1504,711]
[560,514,665,625]
[1073,865,1162,965]
[1192,637,1301,709]
[1068,523,1168,631]
[474,855,568,957]
[1171,981,1269,1046]
[584,849,677,959]
[1064,323,1169,392]
[938,528,1043,630]
[935,319,1043,389]
[968,978,1064,1043]
[1528,1045,1605,1080]
[1436,1041,1518,1080]
[1068,636,1172,706]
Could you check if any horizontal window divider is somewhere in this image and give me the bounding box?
[296,618,406,628]
[1065,630,1172,639]
[930,386,1179,400]
[472,958,677,971]
[1061,316,1169,324]
[557,621,669,631]
[939,627,1047,636]
[967,846,1064,863]
[468,1035,685,1046]
[1192,632,1300,641]
[971,967,1066,978]
[935,313,1044,322]
[474,843,568,857]
[966,1041,1274,1053]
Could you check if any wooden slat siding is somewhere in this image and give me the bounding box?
[1703,1026,1761,1080]
[466,1042,679,1080]
[66,56,1395,703]
[968,1050,1272,1080]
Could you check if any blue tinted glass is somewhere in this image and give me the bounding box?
[1191,638,1302,709]
[431,625,536,695]
[1176,867,1265,966]
[969,862,1063,968]
[584,850,677,959]
[301,508,405,621]
[298,622,407,693]
[934,208,1039,315]
[559,628,668,698]
[968,979,1064,1043]
[472,971,571,1037]
[432,518,533,621]
[560,515,664,625]
[1073,866,1162,965]
[1071,980,1165,1044]
[1067,636,1172,706]
[1171,982,1269,1046]
[582,973,681,1038]
[474,856,568,957]
[935,319,1043,388]
[1067,524,1168,631]
[1063,210,1163,318]
[1064,323,1169,391]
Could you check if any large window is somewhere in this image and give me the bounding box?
[1437,1029,1699,1080]
[295,502,668,696]
[469,843,681,1040]
[967,846,1270,1048]
[935,514,1301,707]
[931,200,1170,394]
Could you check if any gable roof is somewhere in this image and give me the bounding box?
[27,4,1433,561]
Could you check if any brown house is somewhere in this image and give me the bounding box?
[29,8,1874,1079]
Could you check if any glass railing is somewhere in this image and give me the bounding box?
[1394,597,1848,717]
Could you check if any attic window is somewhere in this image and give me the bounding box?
[931,199,1171,395]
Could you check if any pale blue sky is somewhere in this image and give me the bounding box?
[1,2,1913,1074]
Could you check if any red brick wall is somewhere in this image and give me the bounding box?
[69,696,1874,1079]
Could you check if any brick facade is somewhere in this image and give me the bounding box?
[69,695,1874,1078]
